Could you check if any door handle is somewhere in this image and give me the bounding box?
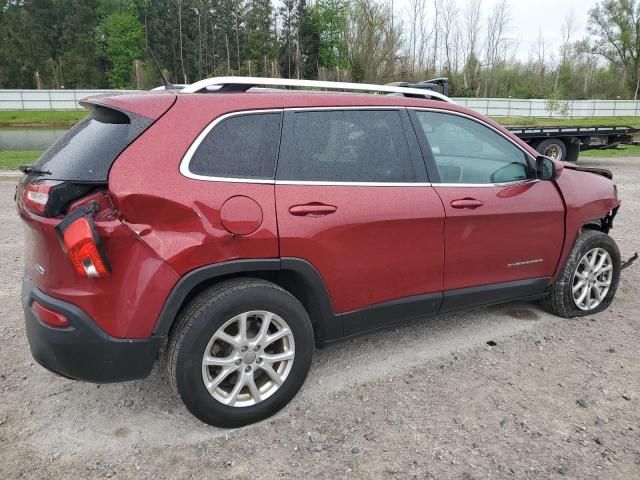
[289,203,338,216]
[450,198,484,209]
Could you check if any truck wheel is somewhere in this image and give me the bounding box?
[536,138,567,161]
[168,278,314,428]
[541,230,620,318]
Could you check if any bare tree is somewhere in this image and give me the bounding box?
[416,0,432,76]
[535,28,546,83]
[463,0,481,59]
[440,0,459,77]
[431,0,439,74]
[225,33,231,74]
[176,0,187,83]
[346,0,402,83]
[461,0,482,90]
[482,0,511,96]
[554,8,578,91]
[406,0,422,76]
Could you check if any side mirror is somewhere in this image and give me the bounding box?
[536,156,558,181]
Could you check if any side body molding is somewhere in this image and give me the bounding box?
[152,257,551,345]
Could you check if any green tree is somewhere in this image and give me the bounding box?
[345,0,400,83]
[311,0,348,70]
[246,0,277,76]
[278,0,297,78]
[297,0,320,78]
[58,0,103,87]
[588,0,640,98]
[99,12,144,88]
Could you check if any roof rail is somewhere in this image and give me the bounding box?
[180,76,453,103]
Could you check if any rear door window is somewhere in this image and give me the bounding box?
[277,109,417,183]
[187,112,282,180]
[33,106,152,182]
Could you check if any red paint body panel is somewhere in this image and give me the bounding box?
[18,90,623,344]
[275,185,445,313]
[83,92,177,119]
[17,200,180,339]
[220,196,263,235]
[551,167,621,280]
[434,181,565,290]
[108,95,281,275]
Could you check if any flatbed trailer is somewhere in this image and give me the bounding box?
[506,125,638,162]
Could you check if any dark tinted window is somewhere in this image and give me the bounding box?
[34,106,151,182]
[189,112,281,179]
[413,111,532,184]
[277,110,415,182]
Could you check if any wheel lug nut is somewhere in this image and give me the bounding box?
[245,366,251,372]
[241,346,248,352]
[254,345,260,351]
[257,358,263,364]
[235,359,242,366]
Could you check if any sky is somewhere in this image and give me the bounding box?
[394,0,599,62]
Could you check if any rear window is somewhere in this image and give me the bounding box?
[33,106,152,182]
[188,112,282,179]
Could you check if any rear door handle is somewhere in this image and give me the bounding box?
[450,198,484,209]
[289,203,337,216]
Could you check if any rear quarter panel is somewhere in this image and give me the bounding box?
[108,95,283,275]
[18,203,179,338]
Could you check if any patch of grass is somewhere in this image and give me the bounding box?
[493,116,640,130]
[0,150,43,169]
[580,144,640,158]
[0,110,87,128]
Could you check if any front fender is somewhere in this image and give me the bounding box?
[552,167,620,280]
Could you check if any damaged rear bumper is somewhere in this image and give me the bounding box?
[22,275,163,383]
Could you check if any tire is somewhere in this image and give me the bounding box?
[168,278,314,428]
[541,230,621,318]
[536,138,567,162]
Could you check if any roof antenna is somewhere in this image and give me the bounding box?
[148,47,176,90]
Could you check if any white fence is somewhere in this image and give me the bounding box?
[0,89,128,110]
[2,89,640,117]
[454,97,640,117]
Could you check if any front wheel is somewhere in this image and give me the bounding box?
[542,230,621,318]
[168,279,314,427]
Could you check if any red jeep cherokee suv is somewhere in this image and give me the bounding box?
[17,78,622,427]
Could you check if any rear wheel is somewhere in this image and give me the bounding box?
[536,138,567,162]
[168,279,314,427]
[542,230,620,318]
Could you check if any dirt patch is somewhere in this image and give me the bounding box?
[504,307,540,321]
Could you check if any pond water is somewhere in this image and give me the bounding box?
[0,128,67,151]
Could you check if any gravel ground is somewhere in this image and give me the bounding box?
[1,157,639,480]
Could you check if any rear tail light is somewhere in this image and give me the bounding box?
[56,207,111,278]
[22,181,59,215]
[31,301,71,328]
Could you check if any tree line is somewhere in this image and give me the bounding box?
[1,0,640,99]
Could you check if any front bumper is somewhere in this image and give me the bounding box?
[22,276,163,383]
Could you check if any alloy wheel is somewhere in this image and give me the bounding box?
[571,247,613,311]
[201,311,295,407]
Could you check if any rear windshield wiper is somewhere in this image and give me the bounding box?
[19,164,51,175]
